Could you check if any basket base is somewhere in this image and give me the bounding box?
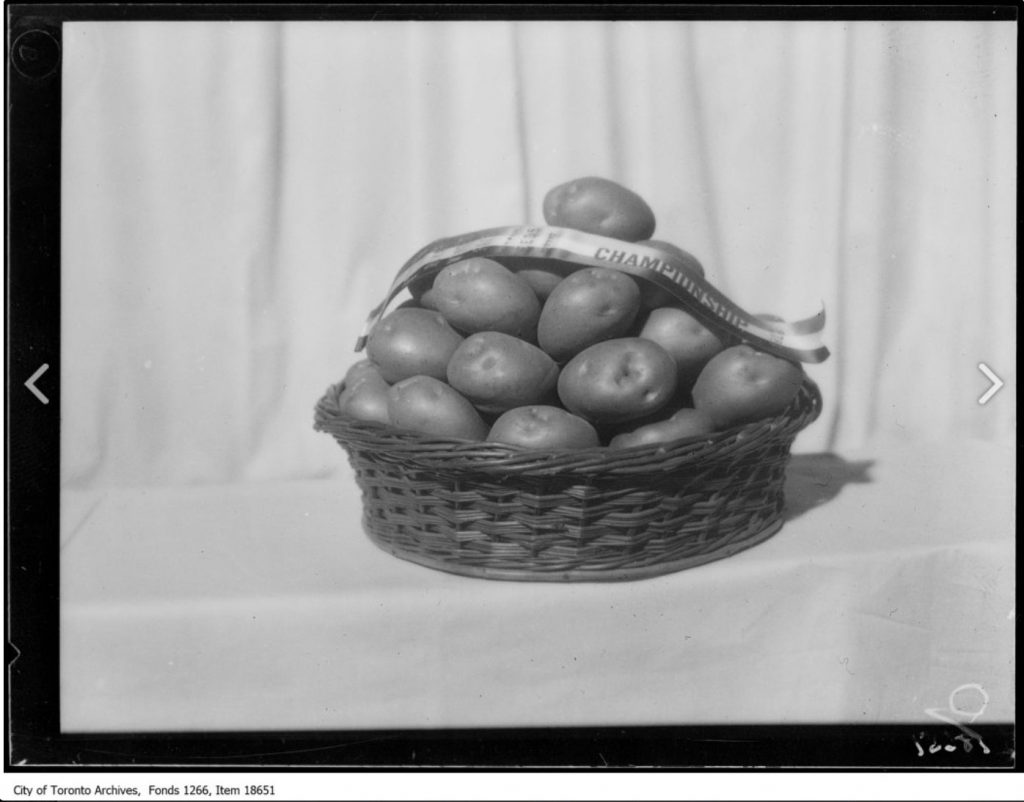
[362,516,784,583]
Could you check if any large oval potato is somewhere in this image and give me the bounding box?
[446,332,560,415]
[366,307,464,384]
[608,407,716,449]
[537,267,641,362]
[386,375,489,441]
[487,406,600,450]
[543,177,656,241]
[691,345,804,428]
[426,257,541,339]
[639,306,725,393]
[557,338,677,424]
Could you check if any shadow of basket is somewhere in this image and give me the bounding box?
[784,453,875,522]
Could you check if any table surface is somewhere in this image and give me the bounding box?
[60,437,1015,733]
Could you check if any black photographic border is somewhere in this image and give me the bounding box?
[6,0,1017,778]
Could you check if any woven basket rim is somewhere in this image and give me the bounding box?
[314,376,822,478]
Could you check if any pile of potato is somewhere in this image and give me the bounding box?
[336,177,804,450]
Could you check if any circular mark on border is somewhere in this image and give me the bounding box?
[11,29,61,80]
[948,683,989,721]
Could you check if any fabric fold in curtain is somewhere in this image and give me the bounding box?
[61,20,1016,489]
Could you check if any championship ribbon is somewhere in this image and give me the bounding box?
[355,226,830,365]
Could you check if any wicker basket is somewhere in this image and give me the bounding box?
[314,377,823,582]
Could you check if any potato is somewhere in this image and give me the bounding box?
[557,338,677,424]
[446,332,560,415]
[692,345,804,428]
[496,256,574,301]
[543,177,656,241]
[634,240,706,308]
[365,307,464,384]
[608,407,716,449]
[426,257,541,339]
[515,268,564,301]
[337,373,391,426]
[386,375,489,441]
[343,358,386,388]
[407,271,437,301]
[602,396,687,434]
[487,405,600,450]
[638,306,725,393]
[393,298,425,311]
[537,267,641,362]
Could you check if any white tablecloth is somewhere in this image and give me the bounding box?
[61,438,1014,733]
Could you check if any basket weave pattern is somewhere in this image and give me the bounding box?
[314,378,822,581]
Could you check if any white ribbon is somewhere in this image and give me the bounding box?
[356,226,830,365]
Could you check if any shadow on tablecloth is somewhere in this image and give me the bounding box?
[784,453,874,522]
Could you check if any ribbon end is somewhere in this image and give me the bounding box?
[809,345,831,364]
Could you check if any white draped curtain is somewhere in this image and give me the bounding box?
[61,19,1016,489]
